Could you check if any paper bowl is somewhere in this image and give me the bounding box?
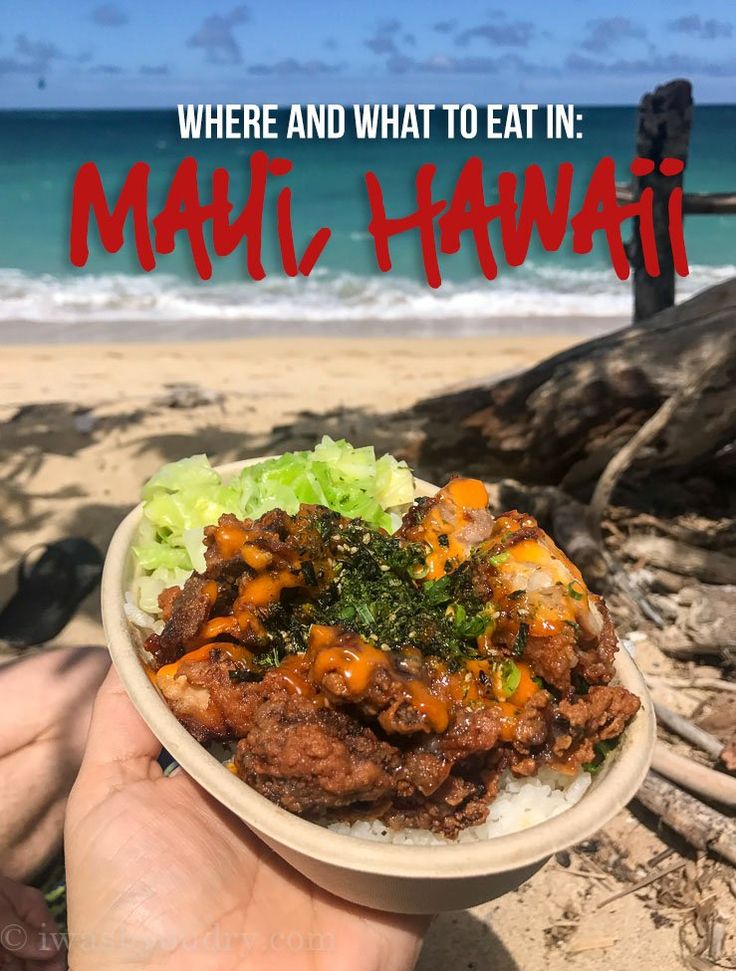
[101,458,655,914]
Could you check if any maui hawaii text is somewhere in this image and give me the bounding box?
[69,151,688,288]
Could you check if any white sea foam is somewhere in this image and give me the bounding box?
[0,264,732,337]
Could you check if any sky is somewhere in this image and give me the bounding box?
[1,1,735,108]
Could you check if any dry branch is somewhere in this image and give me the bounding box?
[622,536,736,585]
[654,703,725,760]
[651,742,736,807]
[636,772,736,867]
[595,858,686,909]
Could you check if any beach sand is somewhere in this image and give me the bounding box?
[0,330,689,971]
[0,334,577,411]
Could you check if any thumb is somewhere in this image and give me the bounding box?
[74,666,162,796]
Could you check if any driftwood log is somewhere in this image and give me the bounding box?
[651,742,736,807]
[622,536,736,585]
[412,278,736,492]
[636,771,736,867]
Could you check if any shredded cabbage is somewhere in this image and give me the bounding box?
[132,437,414,613]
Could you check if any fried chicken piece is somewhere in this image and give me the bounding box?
[384,775,490,840]
[147,505,343,668]
[145,575,218,667]
[398,477,494,580]
[154,646,316,743]
[203,506,339,589]
[438,706,504,762]
[575,599,619,686]
[511,691,552,753]
[553,685,641,768]
[468,510,619,693]
[234,694,401,814]
[306,625,451,734]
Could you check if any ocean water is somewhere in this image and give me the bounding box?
[0,106,734,339]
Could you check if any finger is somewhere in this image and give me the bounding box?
[5,883,54,932]
[0,921,58,962]
[0,883,62,963]
[76,667,162,783]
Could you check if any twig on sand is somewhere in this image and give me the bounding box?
[652,741,736,807]
[595,858,687,909]
[636,772,736,867]
[654,703,725,760]
[567,937,619,954]
[564,867,612,883]
[647,847,676,868]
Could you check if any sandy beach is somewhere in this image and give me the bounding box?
[0,330,710,970]
[0,333,580,410]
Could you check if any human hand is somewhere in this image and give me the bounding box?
[64,669,429,970]
[0,874,65,971]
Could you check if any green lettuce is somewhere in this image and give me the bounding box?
[131,437,414,615]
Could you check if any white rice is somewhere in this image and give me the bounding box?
[326,768,592,845]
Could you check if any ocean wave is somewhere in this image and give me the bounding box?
[0,265,732,329]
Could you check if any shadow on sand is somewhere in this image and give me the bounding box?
[417,910,520,971]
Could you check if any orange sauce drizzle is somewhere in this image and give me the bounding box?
[409,477,490,580]
[214,524,248,559]
[241,544,273,570]
[237,570,302,608]
[507,662,538,706]
[446,477,489,510]
[268,653,316,698]
[197,616,240,641]
[498,701,518,742]
[405,679,449,732]
[308,625,450,732]
[156,642,255,682]
[310,636,390,696]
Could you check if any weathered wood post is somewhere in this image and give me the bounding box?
[628,79,693,323]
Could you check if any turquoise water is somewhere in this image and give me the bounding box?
[0,106,734,334]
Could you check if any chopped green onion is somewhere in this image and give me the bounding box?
[567,580,584,601]
[356,603,375,625]
[500,660,521,697]
[489,551,510,566]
